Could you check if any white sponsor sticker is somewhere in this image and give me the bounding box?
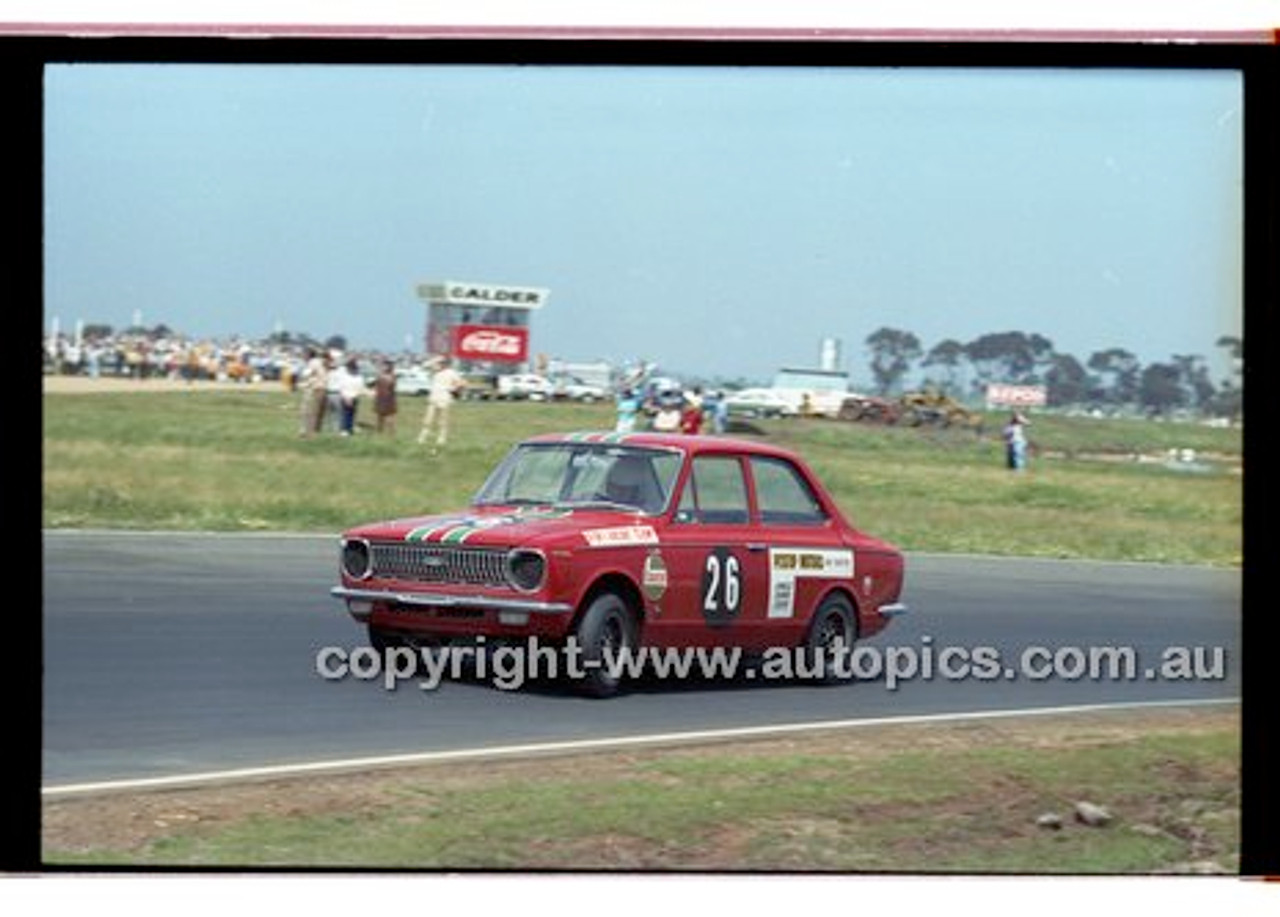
[770,579,795,619]
[767,548,856,619]
[583,526,660,547]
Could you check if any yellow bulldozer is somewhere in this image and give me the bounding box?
[839,389,983,433]
[897,389,984,431]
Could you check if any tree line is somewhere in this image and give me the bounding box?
[864,327,1243,418]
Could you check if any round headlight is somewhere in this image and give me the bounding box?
[507,549,546,592]
[341,538,372,580]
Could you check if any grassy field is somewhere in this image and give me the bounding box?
[40,386,1244,875]
[43,706,1239,872]
[42,385,1242,565]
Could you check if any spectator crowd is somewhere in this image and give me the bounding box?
[45,326,736,442]
[42,327,404,388]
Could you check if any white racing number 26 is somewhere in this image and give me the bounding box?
[701,548,742,626]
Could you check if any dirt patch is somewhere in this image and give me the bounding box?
[43,704,1238,860]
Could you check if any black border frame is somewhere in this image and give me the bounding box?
[9,34,1274,877]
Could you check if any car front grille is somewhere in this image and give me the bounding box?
[369,542,510,587]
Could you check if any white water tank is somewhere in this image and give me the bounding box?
[819,337,842,372]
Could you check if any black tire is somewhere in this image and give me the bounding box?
[573,591,636,698]
[367,625,440,678]
[802,594,857,685]
[367,624,399,655]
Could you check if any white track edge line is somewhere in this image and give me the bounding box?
[43,697,1239,798]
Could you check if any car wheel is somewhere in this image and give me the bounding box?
[368,624,400,655]
[573,591,636,698]
[367,625,440,677]
[802,593,856,684]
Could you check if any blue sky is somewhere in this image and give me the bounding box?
[44,63,1243,384]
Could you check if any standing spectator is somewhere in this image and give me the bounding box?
[1003,412,1030,471]
[708,391,729,434]
[337,358,365,436]
[64,340,83,375]
[325,354,345,433]
[614,388,640,433]
[418,357,465,447]
[125,344,143,379]
[679,394,704,435]
[373,360,399,436]
[183,346,199,383]
[652,397,682,433]
[299,348,330,437]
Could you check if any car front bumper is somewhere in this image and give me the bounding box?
[331,585,574,622]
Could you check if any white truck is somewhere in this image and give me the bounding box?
[770,367,852,418]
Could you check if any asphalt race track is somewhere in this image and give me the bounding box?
[42,531,1241,788]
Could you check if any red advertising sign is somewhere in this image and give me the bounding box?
[452,324,529,363]
[986,384,1048,407]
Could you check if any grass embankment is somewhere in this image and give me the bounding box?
[42,387,1241,565]
[43,707,1239,872]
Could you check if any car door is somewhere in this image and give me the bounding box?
[747,454,854,646]
[650,453,771,650]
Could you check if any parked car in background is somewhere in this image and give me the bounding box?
[724,388,799,419]
[497,373,554,401]
[331,431,907,696]
[394,366,433,396]
[459,372,499,401]
[551,375,610,402]
[794,389,851,419]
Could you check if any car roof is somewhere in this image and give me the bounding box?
[521,431,804,461]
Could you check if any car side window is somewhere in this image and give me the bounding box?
[675,456,750,524]
[751,457,828,525]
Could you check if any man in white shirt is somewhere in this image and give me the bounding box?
[652,398,682,433]
[337,358,366,436]
[418,357,466,446]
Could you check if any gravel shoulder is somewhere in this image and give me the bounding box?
[43,704,1240,871]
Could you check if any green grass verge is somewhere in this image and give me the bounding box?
[44,711,1239,872]
[42,390,1242,565]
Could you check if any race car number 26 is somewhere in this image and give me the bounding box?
[701,548,742,627]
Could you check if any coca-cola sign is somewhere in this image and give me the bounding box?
[452,324,529,363]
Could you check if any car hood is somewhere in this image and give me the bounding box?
[344,505,662,550]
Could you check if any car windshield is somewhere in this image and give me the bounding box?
[473,443,683,515]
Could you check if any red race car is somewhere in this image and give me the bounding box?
[332,432,907,696]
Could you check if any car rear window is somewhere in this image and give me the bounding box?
[750,456,828,525]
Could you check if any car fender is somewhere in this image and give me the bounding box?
[571,568,647,635]
[808,583,862,637]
